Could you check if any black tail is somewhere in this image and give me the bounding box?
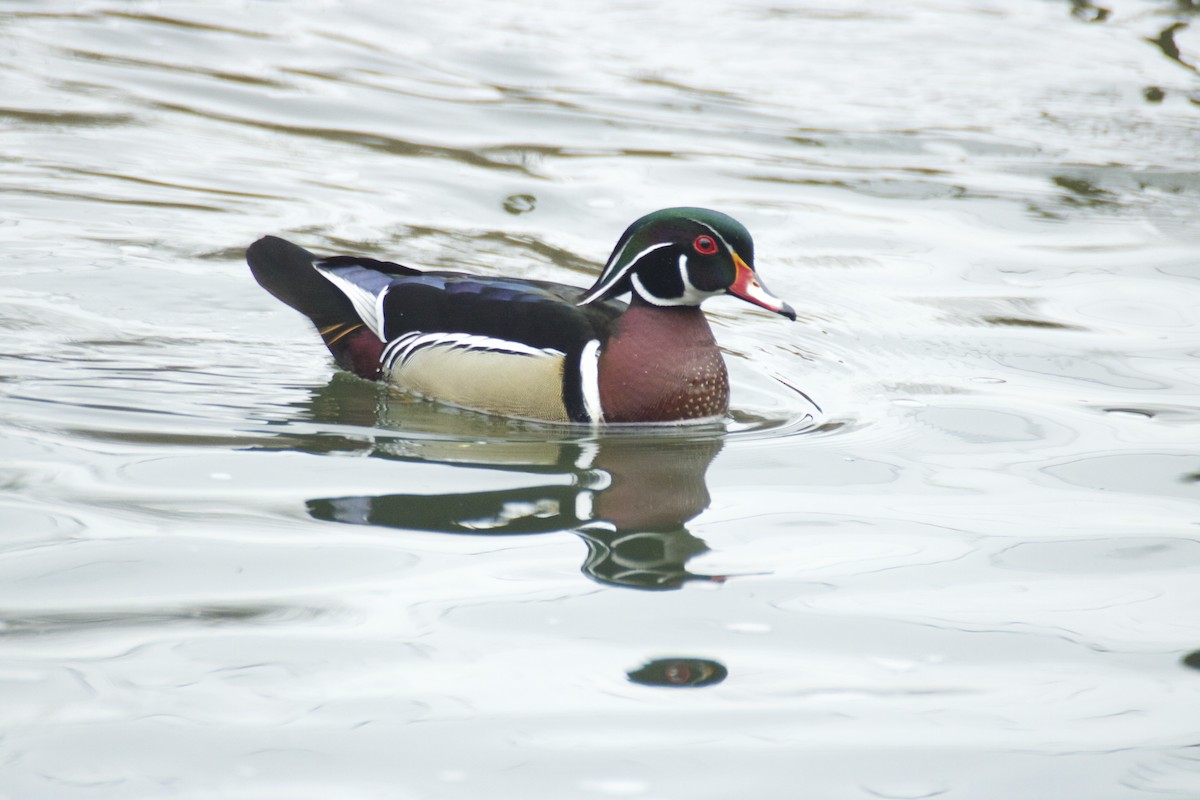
[246,236,358,327]
[246,236,384,379]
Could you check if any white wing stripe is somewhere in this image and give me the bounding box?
[316,267,386,340]
[381,331,422,371]
[382,331,564,374]
[375,289,389,340]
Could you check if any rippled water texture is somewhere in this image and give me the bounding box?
[3,1,1200,798]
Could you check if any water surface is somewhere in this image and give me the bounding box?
[2,1,1200,798]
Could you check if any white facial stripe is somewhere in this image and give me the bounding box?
[686,218,736,256]
[676,254,718,303]
[579,339,603,423]
[577,242,672,305]
[630,258,722,307]
[630,273,670,306]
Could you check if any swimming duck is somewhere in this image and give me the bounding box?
[246,207,795,423]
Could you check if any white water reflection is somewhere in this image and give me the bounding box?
[3,0,1200,798]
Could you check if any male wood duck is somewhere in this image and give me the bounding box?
[246,207,795,424]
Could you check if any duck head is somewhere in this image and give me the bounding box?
[578,207,796,320]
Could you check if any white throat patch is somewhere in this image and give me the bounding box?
[630,254,723,307]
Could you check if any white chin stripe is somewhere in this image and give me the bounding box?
[631,265,720,308]
[676,254,719,304]
[580,339,603,423]
[630,274,670,306]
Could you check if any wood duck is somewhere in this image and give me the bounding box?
[246,207,795,424]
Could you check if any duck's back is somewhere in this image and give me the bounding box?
[247,236,623,422]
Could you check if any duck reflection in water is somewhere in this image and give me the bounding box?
[291,375,731,591]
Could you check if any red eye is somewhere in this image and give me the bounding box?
[693,235,718,255]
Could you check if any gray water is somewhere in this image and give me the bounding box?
[3,1,1200,798]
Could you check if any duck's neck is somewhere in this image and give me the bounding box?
[597,303,729,423]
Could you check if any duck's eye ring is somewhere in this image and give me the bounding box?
[693,235,718,255]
